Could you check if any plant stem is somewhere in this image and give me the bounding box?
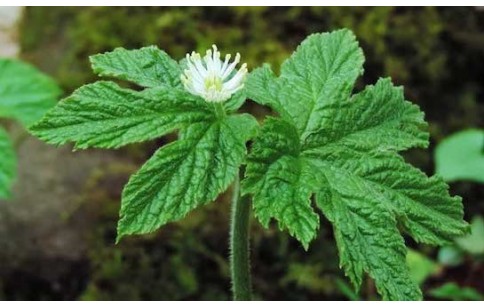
[230,168,252,301]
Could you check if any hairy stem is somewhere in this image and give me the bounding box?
[230,168,252,300]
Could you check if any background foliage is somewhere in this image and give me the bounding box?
[0,7,483,300]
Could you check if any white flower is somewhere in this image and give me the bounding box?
[181,45,248,103]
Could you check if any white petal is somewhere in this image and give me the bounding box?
[223,64,247,91]
[221,52,241,80]
[220,54,231,76]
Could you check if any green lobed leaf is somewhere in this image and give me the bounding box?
[317,182,422,300]
[0,127,16,199]
[314,152,466,246]
[301,78,429,152]
[435,129,484,183]
[246,29,364,138]
[90,46,182,88]
[34,43,258,243]
[117,114,258,241]
[242,117,321,249]
[0,58,61,126]
[30,81,214,149]
[243,29,467,300]
[223,88,247,113]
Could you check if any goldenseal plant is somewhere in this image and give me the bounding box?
[0,59,61,198]
[30,29,468,301]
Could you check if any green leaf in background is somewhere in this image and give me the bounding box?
[243,29,468,300]
[0,58,61,127]
[437,216,484,264]
[30,47,259,241]
[0,58,60,199]
[0,127,16,199]
[455,215,484,256]
[435,129,484,183]
[430,283,484,301]
[438,246,464,267]
[406,249,441,285]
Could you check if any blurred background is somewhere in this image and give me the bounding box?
[0,7,484,300]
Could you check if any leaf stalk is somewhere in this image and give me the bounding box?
[229,168,252,300]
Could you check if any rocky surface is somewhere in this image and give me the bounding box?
[0,7,126,297]
[0,7,22,57]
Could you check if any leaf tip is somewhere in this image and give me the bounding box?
[115,222,129,244]
[115,233,124,244]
